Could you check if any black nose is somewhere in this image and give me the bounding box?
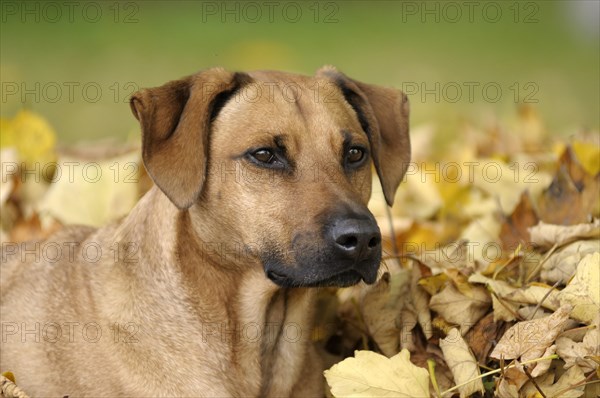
[329,218,381,261]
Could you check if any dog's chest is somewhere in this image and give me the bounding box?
[232,285,315,396]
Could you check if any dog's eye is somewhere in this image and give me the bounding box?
[251,149,276,164]
[346,147,365,165]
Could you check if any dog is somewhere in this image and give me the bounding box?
[0,66,410,396]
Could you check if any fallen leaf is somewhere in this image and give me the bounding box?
[541,240,600,284]
[556,327,599,373]
[496,367,529,398]
[440,328,484,398]
[9,212,62,243]
[459,214,502,269]
[37,150,141,226]
[468,158,550,215]
[0,109,56,166]
[558,252,600,324]
[469,273,519,322]
[410,264,433,340]
[429,283,491,335]
[397,304,419,352]
[517,306,553,320]
[528,219,600,249]
[537,161,596,225]
[465,312,506,364]
[490,305,571,362]
[505,284,561,311]
[388,163,443,220]
[572,140,600,175]
[499,190,539,251]
[324,350,430,398]
[529,344,555,377]
[418,240,470,274]
[418,273,448,296]
[0,148,18,206]
[521,364,585,398]
[361,271,410,357]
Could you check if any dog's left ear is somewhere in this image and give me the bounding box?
[317,66,410,206]
[130,68,249,209]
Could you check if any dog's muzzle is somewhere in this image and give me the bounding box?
[264,214,382,288]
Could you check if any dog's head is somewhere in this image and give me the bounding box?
[130,67,410,287]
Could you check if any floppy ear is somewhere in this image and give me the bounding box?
[130,68,248,209]
[316,66,410,206]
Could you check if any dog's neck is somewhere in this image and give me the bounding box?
[115,187,315,395]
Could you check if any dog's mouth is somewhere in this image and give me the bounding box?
[266,267,377,288]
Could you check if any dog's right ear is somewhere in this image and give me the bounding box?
[130,68,248,209]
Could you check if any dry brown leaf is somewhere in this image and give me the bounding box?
[410,264,433,340]
[465,312,506,364]
[528,219,600,249]
[517,305,552,320]
[446,268,476,298]
[556,327,599,373]
[496,366,530,398]
[469,273,519,322]
[500,190,539,251]
[397,304,418,352]
[9,212,62,243]
[429,283,491,335]
[521,364,585,398]
[490,304,571,362]
[418,240,470,274]
[537,148,600,225]
[505,284,561,311]
[529,344,556,377]
[558,252,600,325]
[361,271,410,357]
[439,328,484,398]
[541,240,600,284]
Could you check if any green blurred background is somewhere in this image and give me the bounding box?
[1,0,599,144]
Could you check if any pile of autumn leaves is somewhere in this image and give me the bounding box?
[320,111,599,397]
[1,108,599,397]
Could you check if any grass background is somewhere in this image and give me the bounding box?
[1,0,599,144]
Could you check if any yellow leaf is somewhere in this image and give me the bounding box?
[37,150,141,226]
[324,350,430,398]
[1,371,15,383]
[0,118,15,147]
[2,110,56,165]
[573,140,600,175]
[418,273,448,296]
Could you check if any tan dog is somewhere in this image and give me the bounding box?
[0,66,410,397]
